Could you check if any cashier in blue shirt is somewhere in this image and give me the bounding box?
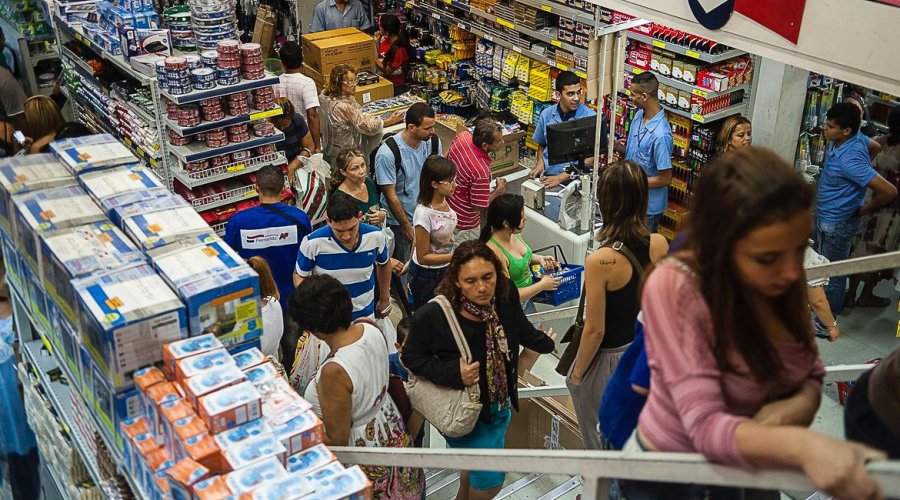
[814,102,896,313]
[530,71,596,188]
[619,71,672,233]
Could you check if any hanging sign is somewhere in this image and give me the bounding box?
[688,0,807,44]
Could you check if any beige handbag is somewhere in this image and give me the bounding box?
[405,295,483,438]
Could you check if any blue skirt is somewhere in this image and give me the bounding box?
[444,402,512,490]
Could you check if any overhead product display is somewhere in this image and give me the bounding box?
[2,135,374,500]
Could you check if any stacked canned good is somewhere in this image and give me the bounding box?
[165,5,196,53]
[189,0,237,51]
[216,40,241,86]
[251,87,276,110]
[256,144,277,155]
[164,57,194,95]
[232,150,252,163]
[240,43,265,80]
[228,124,251,143]
[199,97,225,122]
[200,50,218,68]
[192,68,216,90]
[185,159,208,172]
[253,122,275,137]
[210,154,232,169]
[205,129,229,148]
[226,92,250,116]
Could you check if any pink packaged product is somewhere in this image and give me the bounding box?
[198,381,262,434]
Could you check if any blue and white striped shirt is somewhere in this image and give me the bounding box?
[295,223,388,319]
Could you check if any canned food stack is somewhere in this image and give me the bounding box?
[198,97,225,122]
[205,129,229,148]
[253,122,275,138]
[226,92,250,116]
[192,68,216,90]
[200,50,218,68]
[255,144,277,156]
[251,87,276,110]
[227,124,251,143]
[240,43,265,80]
[189,0,238,51]
[210,154,232,169]
[216,40,242,86]
[165,5,197,53]
[165,57,194,96]
[231,150,252,163]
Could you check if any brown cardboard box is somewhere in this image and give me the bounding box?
[300,64,393,105]
[251,5,277,59]
[506,372,583,450]
[434,121,525,176]
[587,48,615,80]
[300,28,375,77]
[587,73,614,100]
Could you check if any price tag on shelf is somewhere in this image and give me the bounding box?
[551,39,562,48]
[432,12,440,19]
[458,22,467,30]
[547,58,556,66]
[497,18,514,29]
[691,113,705,123]
[444,0,452,3]
[405,2,413,7]
[227,164,246,173]
[651,40,665,49]
[556,62,569,71]
[540,4,552,12]
[631,66,644,74]
[512,45,522,53]
[249,108,282,121]
[575,70,587,79]
[123,137,132,147]
[691,88,708,98]
[685,50,701,59]
[896,319,900,336]
[245,189,258,198]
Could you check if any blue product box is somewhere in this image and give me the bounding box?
[120,198,211,252]
[57,308,81,378]
[11,185,106,276]
[49,133,140,175]
[79,343,95,407]
[249,471,314,500]
[78,164,165,213]
[21,260,51,334]
[39,221,145,327]
[2,233,22,293]
[0,154,74,239]
[149,234,261,345]
[75,262,188,392]
[57,1,98,22]
[103,189,172,228]
[92,360,143,453]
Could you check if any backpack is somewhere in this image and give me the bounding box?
[369,134,440,195]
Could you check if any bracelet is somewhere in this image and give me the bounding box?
[829,320,838,329]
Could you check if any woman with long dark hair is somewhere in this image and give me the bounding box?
[402,240,556,499]
[566,160,668,450]
[374,14,410,93]
[623,147,885,499]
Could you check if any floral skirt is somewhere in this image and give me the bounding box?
[353,398,424,499]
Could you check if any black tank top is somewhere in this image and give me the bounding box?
[600,239,651,349]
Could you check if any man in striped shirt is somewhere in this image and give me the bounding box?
[446,118,508,242]
[294,191,392,319]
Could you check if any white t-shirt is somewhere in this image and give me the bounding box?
[260,296,284,358]
[275,73,321,114]
[412,204,457,268]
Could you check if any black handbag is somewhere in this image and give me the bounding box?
[555,241,646,376]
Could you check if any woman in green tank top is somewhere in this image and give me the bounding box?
[479,194,561,310]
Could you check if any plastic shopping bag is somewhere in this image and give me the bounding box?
[289,331,323,396]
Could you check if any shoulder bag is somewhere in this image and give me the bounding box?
[556,241,646,376]
[404,295,483,438]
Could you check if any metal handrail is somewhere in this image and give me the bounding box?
[331,448,900,498]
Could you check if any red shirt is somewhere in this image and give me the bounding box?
[446,131,492,230]
[378,38,408,86]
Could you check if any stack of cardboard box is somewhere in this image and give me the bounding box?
[587,38,615,100]
[299,28,394,105]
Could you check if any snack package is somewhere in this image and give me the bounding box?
[213,418,273,451]
[271,410,324,456]
[224,456,288,494]
[285,443,336,475]
[221,433,286,470]
[198,381,262,434]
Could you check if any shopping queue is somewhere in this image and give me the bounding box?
[220,65,899,499]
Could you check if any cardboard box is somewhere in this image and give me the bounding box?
[198,381,262,434]
[587,73,614,100]
[251,4,277,59]
[300,28,375,78]
[39,221,145,327]
[506,372,582,450]
[78,164,166,218]
[225,457,287,494]
[434,121,525,176]
[148,233,262,345]
[286,443,336,474]
[121,198,211,251]
[0,154,74,239]
[175,348,236,382]
[166,458,211,500]
[314,465,373,499]
[49,133,140,175]
[11,185,106,275]
[356,76,393,105]
[91,363,143,454]
[75,262,188,391]
[183,364,247,409]
[221,432,286,470]
[162,333,225,380]
[213,418,274,451]
[249,471,315,499]
[270,410,325,456]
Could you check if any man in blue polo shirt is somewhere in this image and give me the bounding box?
[815,102,896,314]
[224,164,312,308]
[310,0,371,32]
[294,191,391,320]
[622,71,672,233]
[531,71,596,189]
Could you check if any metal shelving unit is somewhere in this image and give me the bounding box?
[624,63,749,99]
[514,0,595,24]
[168,132,285,163]
[189,183,259,212]
[160,74,281,105]
[172,152,287,189]
[625,31,747,64]
[164,106,283,136]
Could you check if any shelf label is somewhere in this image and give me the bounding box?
[556,62,569,71]
[458,22,467,30]
[432,12,440,19]
[123,137,132,147]
[497,18,514,29]
[685,49,701,59]
[405,2,413,7]
[249,108,282,121]
[631,66,644,74]
[512,45,522,53]
[540,4,552,12]
[227,164,246,173]
[244,189,258,198]
[547,58,556,66]
[651,40,665,49]
[691,88,708,98]
[444,0,452,3]
[575,70,587,79]
[691,113,705,123]
[550,39,562,48]
[483,34,494,42]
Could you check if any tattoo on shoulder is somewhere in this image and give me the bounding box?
[598,258,617,265]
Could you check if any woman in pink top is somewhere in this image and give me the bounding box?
[625,148,885,500]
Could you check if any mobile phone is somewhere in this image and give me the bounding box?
[13,131,24,145]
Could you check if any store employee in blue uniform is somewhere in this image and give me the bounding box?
[224,164,312,309]
[530,71,596,188]
[621,71,672,233]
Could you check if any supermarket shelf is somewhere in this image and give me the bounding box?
[126,100,157,127]
[211,220,227,236]
[165,106,283,136]
[624,63,749,99]
[191,184,259,212]
[514,0,595,24]
[410,1,588,78]
[54,16,152,85]
[32,51,60,63]
[172,152,287,188]
[160,74,281,105]
[12,285,151,500]
[626,32,747,64]
[169,131,285,163]
[863,119,890,133]
[74,94,162,166]
[663,100,746,124]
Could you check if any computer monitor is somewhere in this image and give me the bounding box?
[546,115,606,167]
